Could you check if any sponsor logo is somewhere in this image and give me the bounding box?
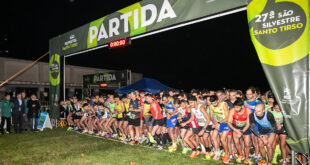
[62,34,78,51]
[88,0,177,47]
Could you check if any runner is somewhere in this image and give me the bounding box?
[189,95,211,159]
[209,95,231,164]
[128,91,142,144]
[244,87,262,163]
[271,103,288,165]
[179,96,200,158]
[163,94,178,152]
[250,103,277,165]
[145,94,165,149]
[227,98,252,163]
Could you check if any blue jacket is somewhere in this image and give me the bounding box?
[12,99,25,115]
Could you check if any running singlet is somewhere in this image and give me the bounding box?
[150,100,163,120]
[115,102,123,118]
[165,100,175,114]
[232,106,247,127]
[254,111,272,129]
[244,99,262,112]
[109,103,116,118]
[212,102,227,123]
[178,107,185,117]
[124,101,129,113]
[185,110,199,128]
[129,99,141,119]
[192,104,207,127]
[265,104,273,111]
[271,111,283,124]
[206,107,213,125]
[143,102,152,116]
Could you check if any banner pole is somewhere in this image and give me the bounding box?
[63,56,66,101]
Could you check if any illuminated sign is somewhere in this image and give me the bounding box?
[108,38,131,48]
[100,83,108,87]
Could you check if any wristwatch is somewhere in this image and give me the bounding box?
[203,128,207,132]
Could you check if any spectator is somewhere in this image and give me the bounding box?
[12,92,26,133]
[59,100,68,118]
[0,93,13,134]
[27,94,41,132]
[22,91,29,131]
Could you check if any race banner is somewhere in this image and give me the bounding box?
[49,0,248,56]
[49,38,61,119]
[83,71,128,97]
[83,71,128,85]
[247,0,309,153]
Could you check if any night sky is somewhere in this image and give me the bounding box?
[1,0,270,92]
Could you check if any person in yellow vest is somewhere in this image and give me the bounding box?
[121,95,130,140]
[209,95,231,164]
[115,95,125,138]
[142,97,153,141]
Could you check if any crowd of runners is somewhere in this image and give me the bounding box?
[62,87,291,165]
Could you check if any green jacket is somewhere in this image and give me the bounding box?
[0,100,13,117]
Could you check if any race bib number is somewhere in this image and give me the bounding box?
[236,121,246,127]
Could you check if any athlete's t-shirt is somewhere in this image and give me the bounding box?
[211,102,227,123]
[129,98,141,119]
[150,100,163,120]
[143,101,152,116]
[232,106,248,127]
[244,99,262,112]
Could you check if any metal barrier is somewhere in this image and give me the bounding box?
[291,151,309,165]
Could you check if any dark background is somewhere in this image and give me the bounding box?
[0,0,270,92]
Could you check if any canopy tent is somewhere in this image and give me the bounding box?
[48,0,309,155]
[117,78,175,94]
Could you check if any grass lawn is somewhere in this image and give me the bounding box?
[0,128,226,165]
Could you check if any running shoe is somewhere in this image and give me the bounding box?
[236,155,244,163]
[254,156,260,163]
[96,131,102,136]
[244,158,252,164]
[105,133,111,138]
[190,151,197,159]
[230,155,233,161]
[221,151,225,157]
[257,160,267,165]
[222,155,230,164]
[67,127,73,131]
[157,145,163,150]
[272,156,278,164]
[213,151,221,160]
[101,132,107,136]
[168,145,178,153]
[205,151,213,160]
[182,147,188,154]
[82,130,88,134]
[88,131,94,135]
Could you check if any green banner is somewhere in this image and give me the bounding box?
[49,37,61,119]
[50,0,247,56]
[247,0,309,153]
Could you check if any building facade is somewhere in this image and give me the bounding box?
[0,57,143,100]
